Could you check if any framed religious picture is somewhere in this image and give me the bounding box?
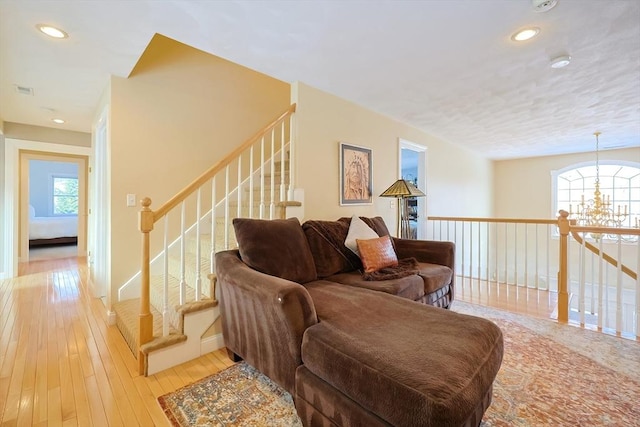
[339,142,373,205]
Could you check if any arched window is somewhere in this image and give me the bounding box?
[553,161,640,229]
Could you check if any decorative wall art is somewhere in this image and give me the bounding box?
[340,142,373,205]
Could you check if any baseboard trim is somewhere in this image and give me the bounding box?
[107,310,117,325]
[201,333,224,354]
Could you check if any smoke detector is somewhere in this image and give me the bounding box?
[550,55,571,68]
[532,0,558,12]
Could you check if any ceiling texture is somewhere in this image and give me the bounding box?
[1,0,639,160]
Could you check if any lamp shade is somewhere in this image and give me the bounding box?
[379,179,426,198]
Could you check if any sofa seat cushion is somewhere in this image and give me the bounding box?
[302,281,503,427]
[417,262,453,294]
[325,271,425,301]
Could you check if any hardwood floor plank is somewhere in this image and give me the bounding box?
[46,387,63,427]
[83,374,112,427]
[32,349,48,424]
[5,249,618,426]
[68,355,92,427]
[132,376,170,427]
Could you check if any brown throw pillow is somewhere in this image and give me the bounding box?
[233,217,317,284]
[356,235,399,273]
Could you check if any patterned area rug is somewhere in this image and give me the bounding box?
[158,362,302,426]
[158,301,640,426]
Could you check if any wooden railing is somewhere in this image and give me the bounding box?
[429,212,639,339]
[557,210,639,336]
[136,104,296,373]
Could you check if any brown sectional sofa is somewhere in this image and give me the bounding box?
[215,216,503,426]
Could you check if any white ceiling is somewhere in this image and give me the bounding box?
[1,0,639,160]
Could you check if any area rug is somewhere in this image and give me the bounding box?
[158,301,640,426]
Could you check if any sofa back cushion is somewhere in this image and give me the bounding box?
[233,217,317,284]
[302,219,362,278]
[338,216,391,238]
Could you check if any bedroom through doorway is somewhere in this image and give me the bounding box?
[19,151,88,264]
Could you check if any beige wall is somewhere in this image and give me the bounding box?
[109,34,290,293]
[292,82,493,228]
[494,147,640,219]
[3,122,91,147]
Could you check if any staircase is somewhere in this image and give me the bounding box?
[113,104,300,375]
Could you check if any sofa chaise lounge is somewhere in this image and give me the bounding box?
[215,216,503,426]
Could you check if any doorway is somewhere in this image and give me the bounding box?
[19,151,88,264]
[398,139,428,239]
[3,138,91,278]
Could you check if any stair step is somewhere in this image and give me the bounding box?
[113,297,184,359]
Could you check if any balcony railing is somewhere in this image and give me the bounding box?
[428,212,639,339]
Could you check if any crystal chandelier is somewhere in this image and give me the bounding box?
[569,132,629,232]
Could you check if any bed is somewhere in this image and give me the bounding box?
[28,205,78,247]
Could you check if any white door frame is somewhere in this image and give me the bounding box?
[3,138,90,278]
[89,107,110,301]
[398,139,428,240]
[19,152,88,262]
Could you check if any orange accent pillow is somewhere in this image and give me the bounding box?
[356,235,398,273]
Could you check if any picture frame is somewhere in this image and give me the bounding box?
[339,142,373,205]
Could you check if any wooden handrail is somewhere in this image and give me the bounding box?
[570,230,638,280]
[136,104,297,375]
[152,103,296,222]
[429,216,557,225]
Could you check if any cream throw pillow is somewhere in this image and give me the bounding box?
[344,215,379,256]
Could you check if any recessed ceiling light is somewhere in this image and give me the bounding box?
[511,27,540,42]
[36,24,68,39]
[52,118,65,124]
[550,55,571,68]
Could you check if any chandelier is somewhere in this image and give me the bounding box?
[569,132,629,233]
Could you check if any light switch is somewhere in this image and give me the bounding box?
[126,194,136,207]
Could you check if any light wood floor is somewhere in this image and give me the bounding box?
[1,256,233,426]
[455,275,559,320]
[0,256,617,426]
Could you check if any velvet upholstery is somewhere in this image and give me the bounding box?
[302,219,362,277]
[215,216,501,426]
[417,262,454,294]
[303,217,455,308]
[326,272,425,301]
[302,281,504,427]
[295,365,391,427]
[233,217,317,284]
[215,250,318,394]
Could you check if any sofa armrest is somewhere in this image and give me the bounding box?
[392,238,455,270]
[215,250,317,394]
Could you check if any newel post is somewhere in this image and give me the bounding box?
[138,197,154,375]
[557,210,570,323]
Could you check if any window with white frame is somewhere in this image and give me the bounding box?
[553,161,640,229]
[52,175,78,215]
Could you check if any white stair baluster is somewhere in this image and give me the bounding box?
[237,155,242,219]
[280,121,286,202]
[249,147,254,218]
[163,214,170,337]
[635,236,640,340]
[211,177,216,273]
[195,188,202,301]
[616,235,623,333]
[288,114,295,200]
[579,234,586,325]
[597,238,604,330]
[180,201,186,305]
[270,128,275,219]
[524,224,528,287]
[260,137,265,219]
[224,166,230,249]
